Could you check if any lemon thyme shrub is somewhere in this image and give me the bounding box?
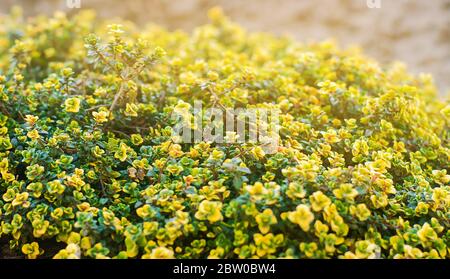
[0,7,449,259]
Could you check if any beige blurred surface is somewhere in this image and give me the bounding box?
[1,0,449,97]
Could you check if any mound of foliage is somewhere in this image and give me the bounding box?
[0,7,449,259]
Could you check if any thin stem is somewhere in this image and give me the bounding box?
[86,104,108,112]
[109,82,126,112]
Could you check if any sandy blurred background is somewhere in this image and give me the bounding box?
[1,0,449,97]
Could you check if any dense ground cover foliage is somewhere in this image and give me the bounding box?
[0,7,449,259]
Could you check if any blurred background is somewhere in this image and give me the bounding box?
[1,0,449,96]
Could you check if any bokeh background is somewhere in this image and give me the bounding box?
[1,0,449,96]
